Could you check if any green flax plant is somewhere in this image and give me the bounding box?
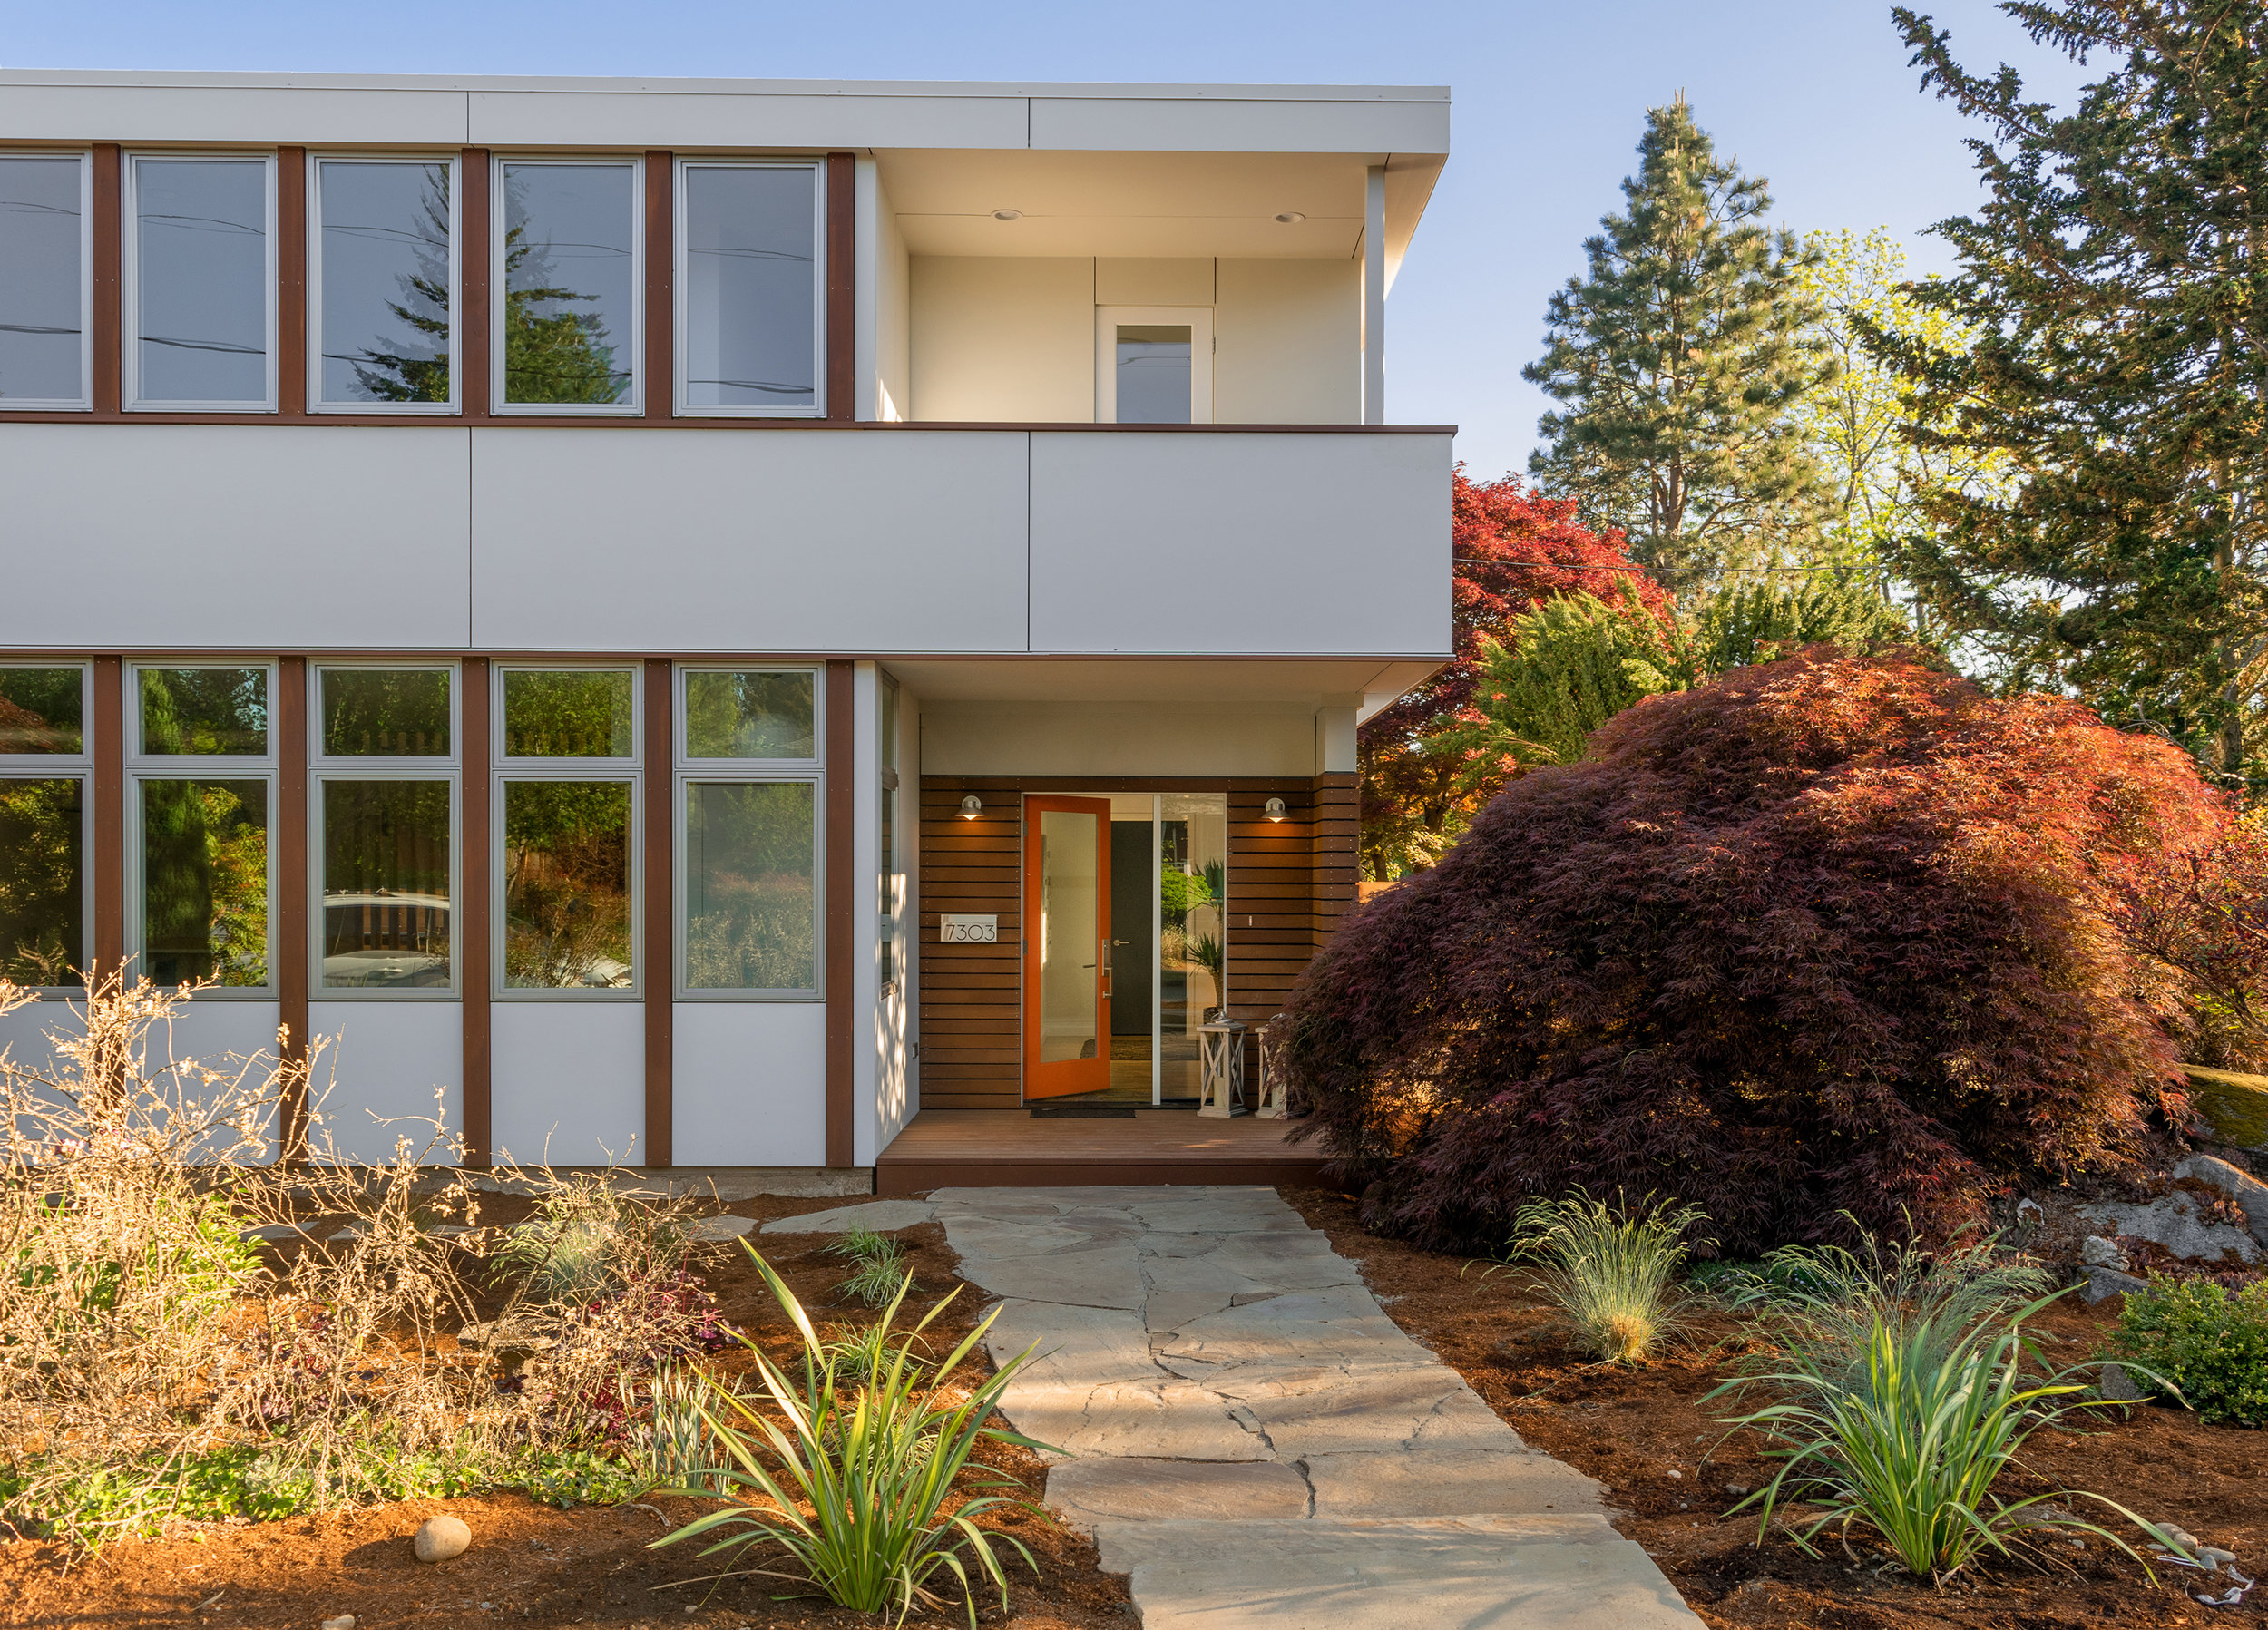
[652,1248,1051,1627]
[1711,1235,2180,1583]
[826,1226,914,1309]
[1491,1189,1708,1363]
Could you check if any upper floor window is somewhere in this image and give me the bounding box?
[311,155,456,412]
[496,159,640,415]
[676,161,822,417]
[1096,306,1213,425]
[126,154,276,412]
[0,153,91,410]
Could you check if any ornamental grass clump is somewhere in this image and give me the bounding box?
[827,1225,914,1309]
[654,1248,1051,1628]
[1497,1189,1706,1363]
[1713,1257,2176,1583]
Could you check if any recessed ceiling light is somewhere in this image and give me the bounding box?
[992,208,1022,220]
[1274,210,1306,224]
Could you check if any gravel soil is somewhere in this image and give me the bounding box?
[1281,1185,2268,1630]
[0,1190,1134,1630]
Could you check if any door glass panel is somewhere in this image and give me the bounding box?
[1115,324,1191,424]
[1109,795,1157,1101]
[1037,807,1100,1064]
[1160,794,1227,1099]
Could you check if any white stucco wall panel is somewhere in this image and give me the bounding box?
[1028,432,1450,656]
[490,1002,645,1167]
[673,1003,827,1166]
[909,258,1094,422]
[0,425,472,650]
[1216,259,1360,425]
[0,85,467,144]
[307,1001,462,1166]
[466,429,1029,652]
[467,92,1029,151]
[0,998,285,1162]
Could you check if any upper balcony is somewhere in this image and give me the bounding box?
[0,73,1452,664]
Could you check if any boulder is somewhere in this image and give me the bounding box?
[2173,1155,2268,1247]
[2078,1191,2259,1265]
[2080,1235,2126,1270]
[2097,1362,2144,1402]
[2084,1267,2150,1304]
[414,1514,472,1563]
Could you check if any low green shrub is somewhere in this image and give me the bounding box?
[2102,1275,2268,1427]
[655,1248,1051,1627]
[1489,1189,1708,1363]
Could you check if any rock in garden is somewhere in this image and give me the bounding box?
[2078,1192,2259,1264]
[686,1215,757,1242]
[413,1514,472,1562]
[2173,1155,2268,1246]
[319,1618,357,1630]
[2080,1235,2127,1269]
[758,1198,935,1235]
[2098,1362,2144,1402]
[2085,1266,2150,1303]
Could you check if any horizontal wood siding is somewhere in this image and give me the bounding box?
[918,773,1353,1108]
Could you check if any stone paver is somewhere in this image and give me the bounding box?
[932,1186,1701,1628]
[757,1198,936,1235]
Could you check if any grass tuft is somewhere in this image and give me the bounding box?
[1492,1188,1709,1364]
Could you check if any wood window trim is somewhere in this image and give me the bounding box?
[461,149,491,417]
[643,659,674,1166]
[459,656,492,1166]
[643,153,672,423]
[824,659,855,1164]
[92,145,121,414]
[92,659,124,980]
[277,657,311,1163]
[277,147,307,415]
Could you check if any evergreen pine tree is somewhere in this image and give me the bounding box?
[1525,95,1834,596]
[1876,2,2268,777]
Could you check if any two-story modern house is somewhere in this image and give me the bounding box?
[0,72,1452,1185]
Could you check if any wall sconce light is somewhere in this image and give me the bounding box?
[1264,796,1288,822]
[959,795,984,820]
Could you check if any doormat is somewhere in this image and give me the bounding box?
[1029,1104,1139,1118]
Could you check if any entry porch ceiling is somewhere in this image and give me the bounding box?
[883,657,1442,724]
[877,149,1443,268]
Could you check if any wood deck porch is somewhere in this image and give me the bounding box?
[874,1108,1332,1194]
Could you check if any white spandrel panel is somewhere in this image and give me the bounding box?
[1028,431,1452,657]
[308,1000,463,1166]
[469,92,1028,151]
[0,997,285,1163]
[490,1003,644,1169]
[0,425,472,650]
[674,1002,826,1167]
[468,428,1029,653]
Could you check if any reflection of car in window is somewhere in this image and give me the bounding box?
[321,890,451,987]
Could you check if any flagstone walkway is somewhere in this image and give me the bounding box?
[931,1185,1704,1630]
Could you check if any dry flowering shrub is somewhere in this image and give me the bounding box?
[0,970,732,1546]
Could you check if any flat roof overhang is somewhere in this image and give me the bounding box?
[882,655,1444,725]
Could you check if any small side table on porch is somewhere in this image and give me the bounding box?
[1253,1016,1288,1119]
[1196,1020,1246,1118]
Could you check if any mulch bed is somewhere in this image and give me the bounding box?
[0,1189,1135,1630]
[1281,1185,2268,1630]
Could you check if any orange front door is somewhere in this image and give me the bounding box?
[1022,795,1113,1099]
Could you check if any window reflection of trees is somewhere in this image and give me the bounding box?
[142,780,268,986]
[503,780,632,989]
[685,782,816,991]
[327,161,454,405]
[501,168,631,406]
[0,779,83,986]
[320,670,451,758]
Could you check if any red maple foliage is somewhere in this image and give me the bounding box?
[1359,471,1666,877]
[1287,649,2225,1254]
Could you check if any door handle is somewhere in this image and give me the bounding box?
[1100,938,1112,996]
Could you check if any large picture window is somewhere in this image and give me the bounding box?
[311,156,456,411]
[130,664,274,991]
[0,665,90,988]
[0,153,91,410]
[311,665,456,995]
[494,667,638,995]
[676,161,822,416]
[494,160,640,414]
[126,154,275,411]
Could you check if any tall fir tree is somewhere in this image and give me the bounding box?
[1877,2,2268,778]
[1525,95,1834,596]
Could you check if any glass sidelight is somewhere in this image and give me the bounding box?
[1022,796,1111,1099]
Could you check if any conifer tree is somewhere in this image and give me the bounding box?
[1877,2,2268,778]
[1525,96,1833,596]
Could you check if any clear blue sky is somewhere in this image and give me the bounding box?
[2,0,2095,479]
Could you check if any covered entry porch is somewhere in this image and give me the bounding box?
[875,1107,1328,1192]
